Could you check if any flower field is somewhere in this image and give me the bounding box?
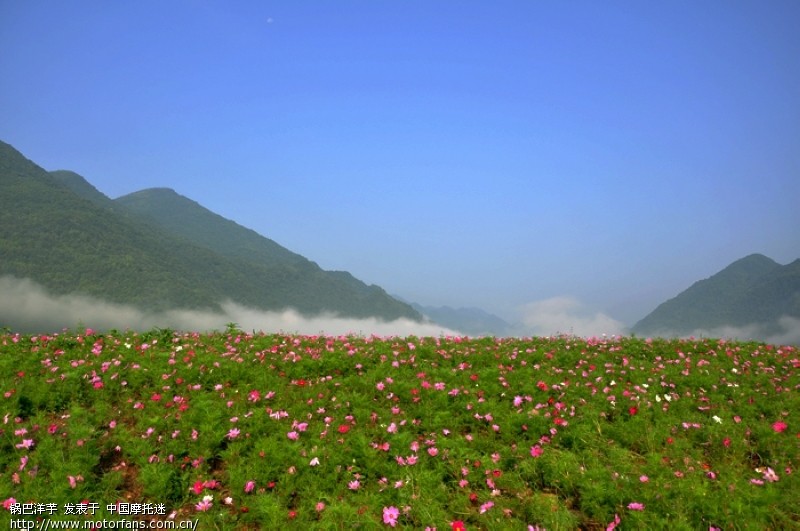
[1,327,798,529]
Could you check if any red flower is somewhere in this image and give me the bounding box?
[723,437,731,447]
[772,421,788,433]
[452,520,467,530]
[288,510,297,519]
[338,424,350,434]
[628,406,638,416]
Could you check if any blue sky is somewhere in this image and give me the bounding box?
[2,1,799,334]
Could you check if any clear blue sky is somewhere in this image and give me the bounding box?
[2,1,799,333]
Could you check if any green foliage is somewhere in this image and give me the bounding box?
[1,330,798,529]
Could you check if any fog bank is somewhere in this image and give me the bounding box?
[0,276,461,337]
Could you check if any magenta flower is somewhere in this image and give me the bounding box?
[383,506,400,527]
[244,480,256,493]
[772,421,788,433]
[530,445,543,458]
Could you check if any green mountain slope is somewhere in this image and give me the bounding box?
[0,143,227,310]
[115,188,309,269]
[632,254,800,337]
[0,140,421,322]
[114,187,420,320]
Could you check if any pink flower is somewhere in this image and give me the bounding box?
[316,502,326,512]
[530,445,543,458]
[763,467,779,482]
[15,439,34,450]
[479,501,494,514]
[348,480,360,490]
[772,421,788,433]
[3,497,17,510]
[287,431,299,440]
[639,475,649,483]
[606,513,621,531]
[244,480,256,493]
[427,447,439,457]
[387,422,397,434]
[227,428,240,439]
[627,502,645,511]
[383,506,400,527]
[195,496,213,512]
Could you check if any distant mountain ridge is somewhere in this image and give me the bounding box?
[0,140,422,326]
[409,303,511,336]
[632,254,800,338]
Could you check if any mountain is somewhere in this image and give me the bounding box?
[0,140,421,325]
[632,254,800,338]
[113,187,419,319]
[410,303,511,336]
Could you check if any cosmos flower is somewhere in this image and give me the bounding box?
[383,506,399,527]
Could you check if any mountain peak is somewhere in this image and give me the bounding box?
[632,253,799,339]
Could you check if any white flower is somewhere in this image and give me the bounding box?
[712,415,722,424]
[310,457,320,466]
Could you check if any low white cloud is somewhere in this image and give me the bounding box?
[685,316,800,346]
[0,276,460,337]
[515,296,627,338]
